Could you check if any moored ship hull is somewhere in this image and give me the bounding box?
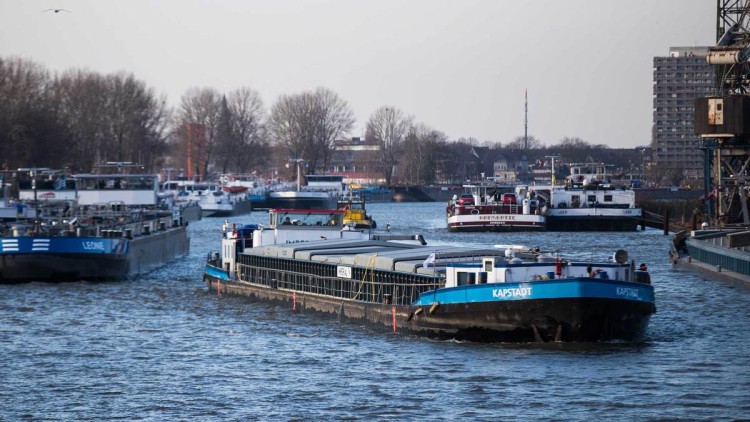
[265,192,337,210]
[0,226,189,283]
[1,253,128,282]
[202,198,253,218]
[545,215,641,231]
[446,212,545,232]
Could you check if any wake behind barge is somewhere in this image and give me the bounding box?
[204,210,655,342]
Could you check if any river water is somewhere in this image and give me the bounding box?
[1,202,748,420]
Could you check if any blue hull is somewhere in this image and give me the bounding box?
[410,278,655,342]
[1,228,189,283]
[412,277,655,306]
[204,261,655,342]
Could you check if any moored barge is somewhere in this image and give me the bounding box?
[536,162,642,231]
[446,183,545,232]
[1,163,190,283]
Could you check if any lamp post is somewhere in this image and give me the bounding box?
[287,158,305,191]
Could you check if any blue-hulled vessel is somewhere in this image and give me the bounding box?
[204,209,655,342]
[0,163,190,283]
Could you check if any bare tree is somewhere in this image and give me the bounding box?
[103,72,169,169]
[481,139,503,149]
[214,95,234,174]
[366,106,412,185]
[399,123,447,184]
[50,70,170,171]
[268,87,354,176]
[554,136,590,149]
[311,87,355,172]
[0,57,54,167]
[268,91,316,175]
[54,69,111,169]
[176,87,221,180]
[227,87,267,173]
[505,135,543,150]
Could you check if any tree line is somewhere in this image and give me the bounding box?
[0,56,646,184]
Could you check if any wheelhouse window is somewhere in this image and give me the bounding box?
[457,272,469,286]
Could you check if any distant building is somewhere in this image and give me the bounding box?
[652,46,715,184]
[493,155,516,182]
[327,137,384,185]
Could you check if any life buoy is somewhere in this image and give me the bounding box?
[471,209,479,215]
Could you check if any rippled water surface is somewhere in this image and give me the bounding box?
[2,202,749,420]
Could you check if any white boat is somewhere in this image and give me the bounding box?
[446,183,546,232]
[220,174,268,201]
[534,163,642,231]
[161,180,252,218]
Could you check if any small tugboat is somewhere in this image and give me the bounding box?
[337,195,376,229]
[204,211,655,342]
[0,163,190,283]
[446,182,545,232]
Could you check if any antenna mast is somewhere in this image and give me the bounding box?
[524,89,528,151]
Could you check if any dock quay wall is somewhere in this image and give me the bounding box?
[685,235,750,280]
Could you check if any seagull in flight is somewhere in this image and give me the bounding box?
[43,8,71,13]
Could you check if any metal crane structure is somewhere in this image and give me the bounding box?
[696,0,750,225]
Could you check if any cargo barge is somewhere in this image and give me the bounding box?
[1,163,190,283]
[536,162,642,231]
[204,209,655,342]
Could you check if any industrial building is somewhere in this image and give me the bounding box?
[652,46,715,184]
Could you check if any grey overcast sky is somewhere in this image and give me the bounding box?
[0,0,714,148]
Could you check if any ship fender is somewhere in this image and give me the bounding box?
[429,301,440,315]
[407,307,424,321]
